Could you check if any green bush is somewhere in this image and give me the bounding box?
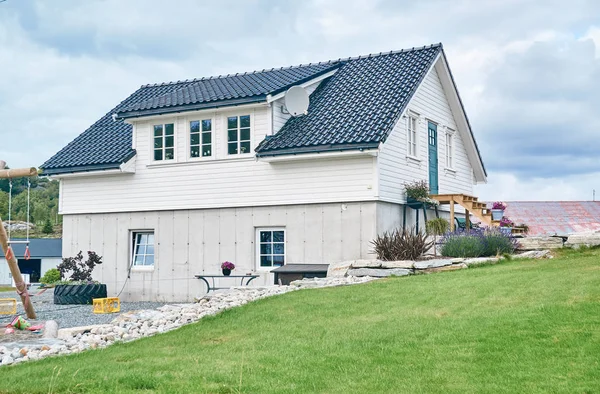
[440,228,518,258]
[440,233,485,257]
[40,268,61,285]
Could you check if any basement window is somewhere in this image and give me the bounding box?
[256,228,285,269]
[132,231,155,267]
[154,123,175,161]
[227,115,251,155]
[190,119,212,158]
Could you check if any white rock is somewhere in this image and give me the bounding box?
[517,237,563,250]
[347,268,412,277]
[2,356,14,365]
[463,257,500,266]
[350,259,382,268]
[380,260,414,269]
[514,250,551,259]
[413,259,454,270]
[327,260,353,277]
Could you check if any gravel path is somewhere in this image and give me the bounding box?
[1,286,167,328]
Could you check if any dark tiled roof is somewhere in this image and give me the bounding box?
[7,238,62,258]
[42,44,447,174]
[41,64,340,174]
[255,45,442,155]
[118,63,340,118]
[41,80,198,174]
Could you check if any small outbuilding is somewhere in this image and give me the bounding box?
[0,238,62,284]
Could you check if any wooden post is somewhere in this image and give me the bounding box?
[450,200,455,232]
[465,209,470,230]
[0,167,38,319]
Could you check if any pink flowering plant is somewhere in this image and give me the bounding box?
[499,217,514,228]
[221,261,235,270]
[492,201,507,210]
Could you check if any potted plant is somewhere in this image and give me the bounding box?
[221,261,235,276]
[491,201,507,221]
[54,251,106,305]
[498,217,514,235]
[404,180,439,208]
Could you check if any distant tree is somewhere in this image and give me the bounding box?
[42,218,53,234]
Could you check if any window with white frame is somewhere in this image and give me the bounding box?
[131,231,155,267]
[190,119,212,158]
[256,228,285,269]
[407,115,418,157]
[227,115,251,155]
[446,131,454,168]
[153,123,175,161]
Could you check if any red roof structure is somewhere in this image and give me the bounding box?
[489,201,600,236]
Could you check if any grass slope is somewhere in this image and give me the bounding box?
[1,249,600,393]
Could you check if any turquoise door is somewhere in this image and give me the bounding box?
[428,122,439,194]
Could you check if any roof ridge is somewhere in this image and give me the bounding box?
[139,43,442,89]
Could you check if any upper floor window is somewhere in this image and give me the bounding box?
[446,131,454,168]
[407,115,418,157]
[190,119,212,158]
[154,123,174,161]
[227,115,251,155]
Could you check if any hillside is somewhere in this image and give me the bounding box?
[0,248,598,393]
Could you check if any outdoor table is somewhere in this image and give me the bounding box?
[195,274,259,293]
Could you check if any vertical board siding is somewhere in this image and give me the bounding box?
[378,66,475,203]
[62,202,378,302]
[60,105,375,215]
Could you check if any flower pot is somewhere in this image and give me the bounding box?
[53,284,107,305]
[499,227,512,235]
[222,268,232,276]
[491,209,504,221]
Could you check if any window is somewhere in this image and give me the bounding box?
[154,124,174,161]
[132,231,155,267]
[190,119,212,158]
[446,131,454,168]
[256,228,285,269]
[227,115,251,155]
[407,115,418,157]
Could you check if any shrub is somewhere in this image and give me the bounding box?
[371,227,433,261]
[42,219,53,234]
[440,228,518,258]
[40,268,61,285]
[57,251,103,281]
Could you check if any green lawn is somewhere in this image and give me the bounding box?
[2,248,600,393]
[0,286,14,292]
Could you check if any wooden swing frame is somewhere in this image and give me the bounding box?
[0,167,38,319]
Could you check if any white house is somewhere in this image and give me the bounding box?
[42,43,486,302]
[0,238,62,285]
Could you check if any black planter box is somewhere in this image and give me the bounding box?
[54,284,107,305]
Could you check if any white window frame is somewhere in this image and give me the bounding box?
[131,230,155,271]
[406,113,419,158]
[255,227,286,271]
[226,114,252,156]
[189,118,213,159]
[153,123,175,161]
[445,129,454,169]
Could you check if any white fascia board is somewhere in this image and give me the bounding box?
[122,102,269,124]
[266,69,338,103]
[258,149,379,163]
[434,54,487,183]
[51,157,136,179]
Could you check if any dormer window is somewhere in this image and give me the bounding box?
[190,119,212,158]
[154,123,174,161]
[227,115,251,155]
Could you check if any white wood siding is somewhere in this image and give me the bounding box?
[60,105,375,215]
[378,65,474,203]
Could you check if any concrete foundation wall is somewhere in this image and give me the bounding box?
[62,202,379,302]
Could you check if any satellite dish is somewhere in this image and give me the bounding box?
[284,86,309,117]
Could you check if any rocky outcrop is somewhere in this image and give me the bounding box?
[347,268,412,277]
[564,234,600,248]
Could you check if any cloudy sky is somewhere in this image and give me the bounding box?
[0,0,599,201]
